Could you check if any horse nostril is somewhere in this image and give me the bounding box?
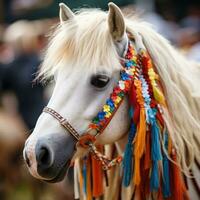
[36,147,52,167]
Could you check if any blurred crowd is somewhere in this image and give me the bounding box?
[0,1,199,200]
[142,4,200,61]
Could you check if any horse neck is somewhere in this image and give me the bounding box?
[115,132,129,155]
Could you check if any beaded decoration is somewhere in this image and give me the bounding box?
[76,43,189,200]
[88,44,137,132]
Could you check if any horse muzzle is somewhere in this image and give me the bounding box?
[23,132,76,182]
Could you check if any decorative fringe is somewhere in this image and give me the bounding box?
[79,161,84,197]
[150,116,162,160]
[150,109,162,191]
[86,156,92,200]
[150,160,160,191]
[158,187,164,200]
[152,85,166,106]
[74,159,80,199]
[134,108,146,185]
[91,146,104,197]
[144,130,151,170]
[82,156,92,200]
[82,157,87,194]
[162,132,171,198]
[171,153,190,200]
[140,159,151,199]
[123,123,136,186]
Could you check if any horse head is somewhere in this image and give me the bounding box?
[23,2,131,182]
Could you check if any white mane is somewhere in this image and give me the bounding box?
[40,9,120,78]
[40,9,200,175]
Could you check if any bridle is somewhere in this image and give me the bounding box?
[43,99,125,170]
[43,107,80,140]
[43,41,140,170]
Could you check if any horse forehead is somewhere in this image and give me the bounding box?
[57,62,117,82]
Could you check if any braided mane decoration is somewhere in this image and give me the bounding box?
[73,43,189,200]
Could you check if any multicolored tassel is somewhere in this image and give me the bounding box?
[82,157,87,194]
[162,132,171,198]
[91,146,104,197]
[123,123,136,186]
[149,109,162,191]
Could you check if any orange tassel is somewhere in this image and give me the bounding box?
[134,158,141,185]
[168,137,172,155]
[170,152,190,200]
[91,146,104,198]
[86,156,92,200]
[133,108,146,185]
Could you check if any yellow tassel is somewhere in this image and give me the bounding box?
[133,108,146,185]
[148,67,166,106]
[152,85,166,106]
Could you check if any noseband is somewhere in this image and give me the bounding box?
[43,42,142,170]
[43,107,80,140]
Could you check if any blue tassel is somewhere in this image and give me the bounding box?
[123,123,136,187]
[162,132,171,197]
[82,157,87,194]
[149,109,162,191]
[150,160,159,191]
[129,107,134,118]
[151,120,162,161]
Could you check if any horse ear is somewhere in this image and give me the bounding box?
[59,3,75,23]
[108,2,125,41]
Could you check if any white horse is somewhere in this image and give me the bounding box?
[23,2,200,199]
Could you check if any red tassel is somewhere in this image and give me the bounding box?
[170,152,190,200]
[158,187,164,200]
[156,111,164,126]
[130,84,140,124]
[133,105,140,124]
[140,157,151,199]
[91,145,104,198]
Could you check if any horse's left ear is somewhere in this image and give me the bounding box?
[108,2,125,41]
[59,3,75,23]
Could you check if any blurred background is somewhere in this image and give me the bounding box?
[0,0,199,200]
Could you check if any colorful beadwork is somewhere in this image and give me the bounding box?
[89,44,137,132]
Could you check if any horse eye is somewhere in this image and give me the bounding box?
[90,74,110,88]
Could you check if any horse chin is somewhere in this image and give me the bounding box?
[29,159,70,183]
[42,159,70,183]
[44,166,67,183]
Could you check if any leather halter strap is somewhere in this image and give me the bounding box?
[43,107,80,140]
